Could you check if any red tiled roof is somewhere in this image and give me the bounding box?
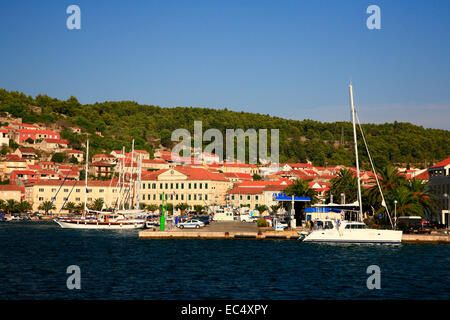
[17,129,58,135]
[413,170,429,180]
[0,184,23,191]
[141,167,228,182]
[91,161,112,166]
[430,157,450,168]
[38,170,58,175]
[44,138,68,144]
[229,187,264,195]
[4,154,26,162]
[93,154,115,158]
[27,165,42,170]
[27,180,113,187]
[142,159,167,164]
[11,170,36,175]
[66,149,83,154]
[17,147,36,153]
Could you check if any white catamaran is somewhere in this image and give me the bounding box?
[54,139,145,229]
[300,84,402,244]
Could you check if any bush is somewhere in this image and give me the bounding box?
[257,218,269,227]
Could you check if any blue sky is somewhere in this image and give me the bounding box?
[0,0,449,129]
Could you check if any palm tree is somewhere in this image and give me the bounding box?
[255,204,269,216]
[408,179,437,218]
[64,202,77,214]
[270,204,280,215]
[327,168,359,204]
[175,202,189,214]
[146,204,159,213]
[16,201,32,214]
[88,198,104,211]
[38,201,56,213]
[5,199,18,214]
[284,179,318,203]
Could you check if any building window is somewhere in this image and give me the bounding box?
[76,189,80,192]
[152,183,156,189]
[160,183,163,189]
[176,183,178,189]
[181,183,184,189]
[165,183,168,189]
[205,183,208,189]
[188,194,191,200]
[194,183,197,189]
[199,183,202,189]
[39,197,44,201]
[76,197,80,201]
[231,195,235,200]
[194,194,197,200]
[205,194,208,200]
[143,183,145,189]
[100,189,104,193]
[188,183,191,189]
[39,188,44,192]
[247,195,251,200]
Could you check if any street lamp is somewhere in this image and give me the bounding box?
[443,193,449,227]
[394,200,398,230]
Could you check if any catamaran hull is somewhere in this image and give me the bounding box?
[302,230,402,244]
[54,219,145,229]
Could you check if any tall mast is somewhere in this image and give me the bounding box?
[135,155,142,210]
[129,139,135,209]
[84,139,89,214]
[121,146,125,210]
[349,84,363,222]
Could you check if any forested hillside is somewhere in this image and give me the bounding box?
[0,88,448,169]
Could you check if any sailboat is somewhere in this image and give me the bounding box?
[300,84,402,243]
[54,140,145,229]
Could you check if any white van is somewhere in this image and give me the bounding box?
[213,208,234,221]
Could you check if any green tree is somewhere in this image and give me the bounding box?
[16,201,32,214]
[146,204,159,212]
[255,204,268,215]
[64,202,77,214]
[88,198,104,211]
[327,168,358,204]
[193,205,204,214]
[175,202,190,214]
[38,201,56,213]
[51,152,65,163]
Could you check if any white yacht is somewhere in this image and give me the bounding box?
[53,139,145,230]
[54,212,145,229]
[300,220,402,243]
[300,84,402,244]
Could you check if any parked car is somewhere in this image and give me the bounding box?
[397,216,431,234]
[193,215,211,225]
[240,214,257,222]
[177,219,205,229]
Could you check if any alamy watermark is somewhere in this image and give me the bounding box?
[366,5,381,30]
[366,265,381,289]
[66,5,81,30]
[66,265,81,290]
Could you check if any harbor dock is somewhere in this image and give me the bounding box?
[139,221,450,242]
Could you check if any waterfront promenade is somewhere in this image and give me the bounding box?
[139,221,450,242]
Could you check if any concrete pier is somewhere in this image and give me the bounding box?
[138,221,450,243]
